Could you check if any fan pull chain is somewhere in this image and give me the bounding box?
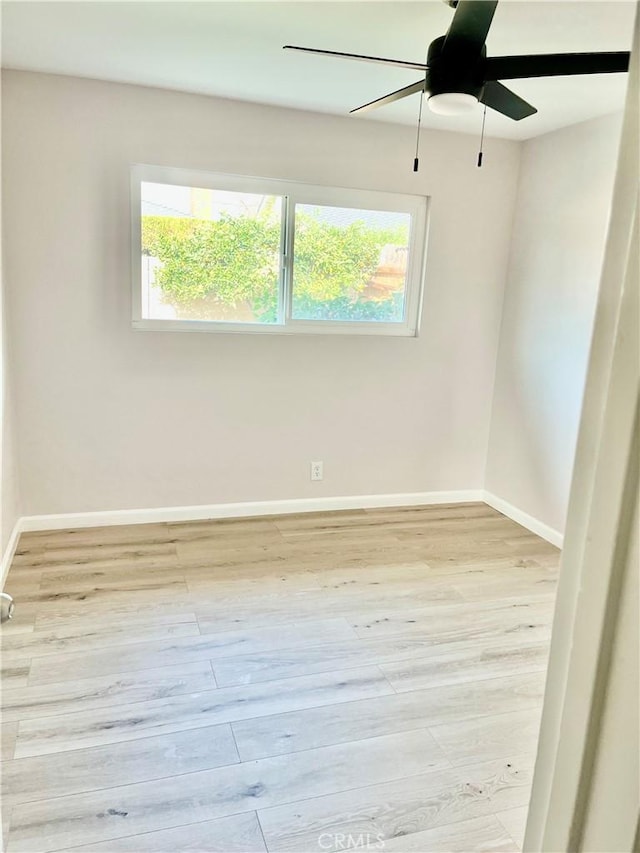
[477,104,487,167]
[413,81,426,172]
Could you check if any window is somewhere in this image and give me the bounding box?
[131,165,428,336]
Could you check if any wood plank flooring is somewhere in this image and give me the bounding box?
[1,503,559,852]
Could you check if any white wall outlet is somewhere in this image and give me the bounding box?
[310,461,323,481]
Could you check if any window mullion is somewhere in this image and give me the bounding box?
[282,196,295,324]
[276,196,288,325]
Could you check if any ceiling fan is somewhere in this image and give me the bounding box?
[283,0,630,122]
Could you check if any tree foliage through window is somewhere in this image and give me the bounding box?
[142,209,408,323]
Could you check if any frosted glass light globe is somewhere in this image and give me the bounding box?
[428,92,479,115]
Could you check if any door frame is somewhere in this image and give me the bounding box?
[524,10,639,851]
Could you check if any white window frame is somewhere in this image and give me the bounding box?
[131,164,429,337]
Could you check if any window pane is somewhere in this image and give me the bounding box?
[291,204,411,323]
[141,182,282,324]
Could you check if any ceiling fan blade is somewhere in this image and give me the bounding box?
[283,45,427,72]
[485,51,630,80]
[442,0,498,57]
[481,81,537,120]
[350,80,426,114]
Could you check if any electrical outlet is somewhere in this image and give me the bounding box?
[310,461,323,481]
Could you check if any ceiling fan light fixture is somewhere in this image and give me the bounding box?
[427,92,479,115]
[285,0,630,126]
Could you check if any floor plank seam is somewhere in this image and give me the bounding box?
[255,809,270,853]
[43,808,265,853]
[7,724,244,777]
[376,665,400,695]
[493,809,526,851]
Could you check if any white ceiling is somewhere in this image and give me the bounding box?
[1,1,635,140]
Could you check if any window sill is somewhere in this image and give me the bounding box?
[131,319,419,337]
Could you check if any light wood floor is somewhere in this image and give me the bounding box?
[0,503,560,853]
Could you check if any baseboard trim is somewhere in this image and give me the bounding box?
[19,490,486,533]
[483,491,564,548]
[12,489,563,551]
[1,519,23,591]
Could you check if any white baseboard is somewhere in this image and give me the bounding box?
[10,489,562,565]
[1,519,23,590]
[483,491,564,548]
[19,490,486,533]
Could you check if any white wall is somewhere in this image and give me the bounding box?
[2,71,520,516]
[0,69,22,557]
[485,113,623,536]
[0,371,20,554]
